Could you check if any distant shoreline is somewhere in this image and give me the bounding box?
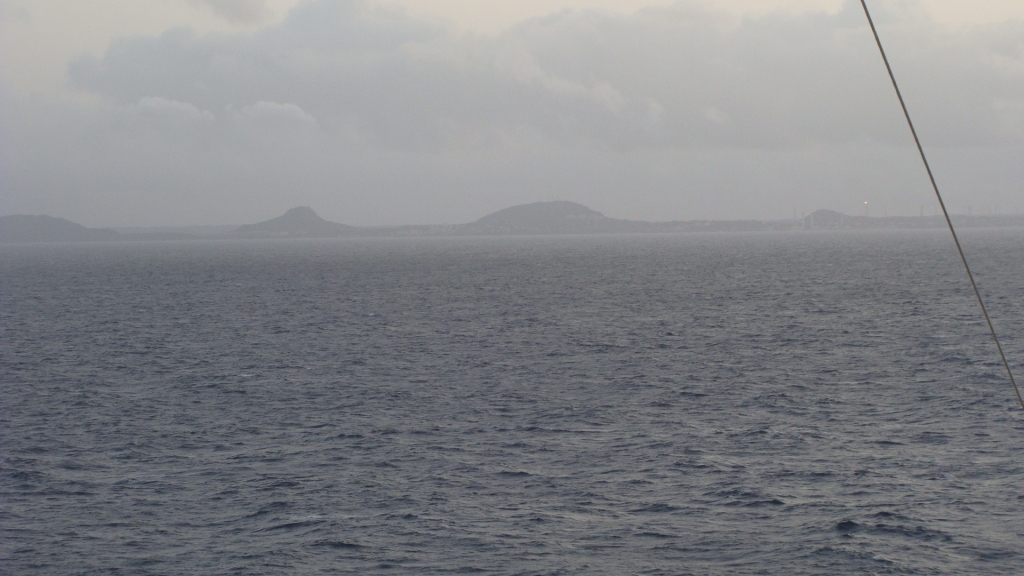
[4,203,1024,243]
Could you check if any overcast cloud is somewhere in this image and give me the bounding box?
[189,0,273,24]
[2,0,1023,226]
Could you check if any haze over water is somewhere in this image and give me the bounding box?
[3,229,1024,574]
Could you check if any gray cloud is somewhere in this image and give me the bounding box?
[189,0,271,24]
[67,0,1024,148]
[3,0,1023,226]
[234,100,319,128]
[0,1,30,22]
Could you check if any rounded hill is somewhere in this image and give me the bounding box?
[468,201,616,235]
[233,207,354,238]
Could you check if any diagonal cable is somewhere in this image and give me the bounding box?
[859,0,1024,410]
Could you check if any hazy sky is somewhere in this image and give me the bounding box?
[2,0,1023,226]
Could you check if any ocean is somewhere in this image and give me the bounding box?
[3,229,1024,575]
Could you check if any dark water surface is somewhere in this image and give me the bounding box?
[3,230,1024,575]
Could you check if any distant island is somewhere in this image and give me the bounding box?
[3,202,1024,243]
[232,206,356,238]
[0,215,120,243]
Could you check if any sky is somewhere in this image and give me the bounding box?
[1,0,1023,227]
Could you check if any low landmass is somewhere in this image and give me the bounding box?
[3,203,1024,243]
[373,201,789,237]
[802,208,1024,230]
[232,206,356,238]
[0,215,120,243]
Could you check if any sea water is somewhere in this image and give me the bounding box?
[2,230,1024,575]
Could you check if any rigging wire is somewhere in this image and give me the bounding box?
[859,0,1024,410]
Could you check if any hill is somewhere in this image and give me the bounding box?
[0,215,120,243]
[458,201,639,235]
[232,207,355,238]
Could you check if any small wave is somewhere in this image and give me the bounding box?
[311,540,364,549]
[835,520,861,535]
[264,519,324,532]
[743,498,785,507]
[245,501,291,519]
[636,531,675,539]
[7,469,47,482]
[631,503,681,513]
[868,523,953,542]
